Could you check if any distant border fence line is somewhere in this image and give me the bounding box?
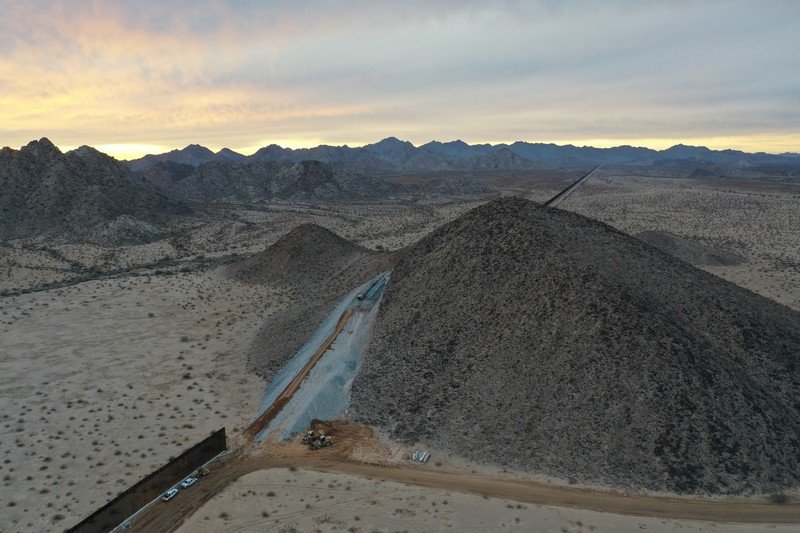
[67,427,227,533]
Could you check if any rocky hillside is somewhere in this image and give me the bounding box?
[0,139,189,244]
[350,196,800,494]
[169,160,392,203]
[228,223,375,287]
[127,144,245,172]
[128,137,800,174]
[229,224,393,378]
[141,161,195,190]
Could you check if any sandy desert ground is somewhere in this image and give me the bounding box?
[559,170,800,310]
[0,197,486,297]
[1,172,799,531]
[0,197,489,531]
[0,270,274,531]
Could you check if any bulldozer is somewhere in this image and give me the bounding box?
[301,429,334,450]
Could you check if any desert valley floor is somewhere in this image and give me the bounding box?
[2,168,800,532]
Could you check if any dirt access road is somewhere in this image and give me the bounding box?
[129,421,800,531]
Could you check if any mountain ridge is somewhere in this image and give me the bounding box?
[0,137,189,243]
[124,138,800,173]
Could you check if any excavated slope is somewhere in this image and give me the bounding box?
[351,196,800,494]
[228,224,393,378]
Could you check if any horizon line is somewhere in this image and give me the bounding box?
[6,136,800,161]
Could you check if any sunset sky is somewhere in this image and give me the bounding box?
[1,1,798,159]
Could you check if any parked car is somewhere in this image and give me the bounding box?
[161,488,179,502]
[180,476,198,488]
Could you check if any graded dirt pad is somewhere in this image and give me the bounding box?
[0,270,270,531]
[351,196,800,495]
[228,224,393,380]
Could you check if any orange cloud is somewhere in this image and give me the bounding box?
[1,2,797,156]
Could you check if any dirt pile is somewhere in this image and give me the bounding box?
[350,196,800,494]
[228,224,392,378]
[0,138,189,243]
[636,230,746,266]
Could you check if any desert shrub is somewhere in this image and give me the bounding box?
[769,492,790,504]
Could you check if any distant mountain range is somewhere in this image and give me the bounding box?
[162,160,393,203]
[2,135,798,244]
[128,144,246,172]
[127,137,800,173]
[3,138,488,243]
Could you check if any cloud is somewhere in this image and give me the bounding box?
[0,1,798,157]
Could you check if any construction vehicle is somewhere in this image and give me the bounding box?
[312,435,333,450]
[301,429,334,450]
[301,430,316,444]
[190,466,210,478]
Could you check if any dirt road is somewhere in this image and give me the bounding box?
[130,422,800,531]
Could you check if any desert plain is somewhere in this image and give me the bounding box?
[2,168,799,532]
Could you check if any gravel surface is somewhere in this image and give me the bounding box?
[256,272,389,441]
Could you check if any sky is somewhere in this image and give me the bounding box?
[1,1,798,159]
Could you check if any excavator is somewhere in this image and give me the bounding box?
[301,429,334,450]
